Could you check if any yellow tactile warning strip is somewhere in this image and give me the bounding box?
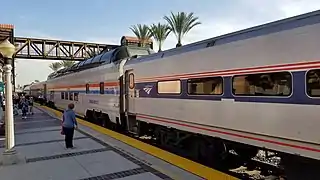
[38,105,238,180]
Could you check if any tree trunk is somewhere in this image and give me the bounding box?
[158,41,162,52]
[176,37,182,47]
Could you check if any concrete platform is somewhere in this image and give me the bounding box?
[0,107,205,180]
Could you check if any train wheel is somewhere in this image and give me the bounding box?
[101,114,111,128]
[85,110,92,122]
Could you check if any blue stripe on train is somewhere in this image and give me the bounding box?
[134,71,320,105]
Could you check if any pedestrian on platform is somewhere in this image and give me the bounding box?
[61,103,77,149]
[28,97,34,115]
[21,97,29,119]
[13,95,19,116]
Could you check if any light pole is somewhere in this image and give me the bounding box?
[0,38,25,165]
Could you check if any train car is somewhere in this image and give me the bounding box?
[35,45,154,125]
[30,10,320,179]
[123,11,320,179]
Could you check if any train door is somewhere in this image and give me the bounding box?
[124,69,135,113]
[123,69,138,133]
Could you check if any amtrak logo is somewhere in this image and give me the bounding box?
[143,87,152,94]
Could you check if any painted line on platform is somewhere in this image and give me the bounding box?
[0,136,89,148]
[15,128,61,135]
[14,119,57,124]
[79,167,148,180]
[37,105,238,180]
[26,148,111,163]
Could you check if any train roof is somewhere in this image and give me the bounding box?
[126,9,320,66]
[47,46,154,80]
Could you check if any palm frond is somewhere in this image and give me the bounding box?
[130,24,153,47]
[164,12,201,47]
[149,23,171,52]
[60,60,75,68]
[49,62,62,72]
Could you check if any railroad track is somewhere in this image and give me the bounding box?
[48,105,285,180]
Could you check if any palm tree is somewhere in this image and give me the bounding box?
[49,62,62,72]
[164,12,201,47]
[149,23,171,52]
[130,24,153,47]
[60,60,75,68]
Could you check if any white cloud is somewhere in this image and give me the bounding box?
[14,0,320,86]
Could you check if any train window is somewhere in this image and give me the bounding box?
[157,80,181,94]
[65,92,69,100]
[74,92,79,101]
[86,84,89,94]
[61,92,64,99]
[232,71,292,96]
[69,92,73,101]
[100,50,114,64]
[306,69,320,97]
[129,74,134,89]
[187,77,223,95]
[100,82,104,94]
[91,53,104,64]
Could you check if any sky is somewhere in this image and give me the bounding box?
[0,0,320,87]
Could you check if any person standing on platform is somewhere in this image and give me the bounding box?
[21,97,29,119]
[13,94,19,116]
[61,103,78,149]
[28,97,34,115]
[0,93,4,122]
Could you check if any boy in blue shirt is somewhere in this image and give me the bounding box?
[62,103,78,148]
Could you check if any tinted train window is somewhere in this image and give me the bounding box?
[129,74,134,89]
[86,84,89,94]
[69,92,73,101]
[91,53,104,63]
[112,47,129,63]
[232,71,292,96]
[100,50,114,64]
[306,69,320,97]
[82,58,93,65]
[65,92,69,100]
[74,92,79,101]
[100,82,104,94]
[187,77,223,95]
[157,80,181,94]
[61,92,64,99]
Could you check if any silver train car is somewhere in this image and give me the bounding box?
[31,10,320,179]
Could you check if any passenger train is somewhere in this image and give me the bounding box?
[30,10,320,179]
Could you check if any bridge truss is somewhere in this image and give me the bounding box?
[13,37,119,61]
[0,24,120,91]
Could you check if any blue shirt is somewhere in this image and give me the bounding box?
[62,109,77,128]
